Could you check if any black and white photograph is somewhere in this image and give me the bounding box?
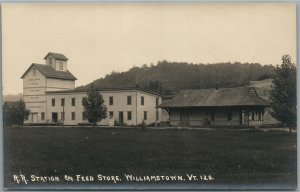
[1,3,297,191]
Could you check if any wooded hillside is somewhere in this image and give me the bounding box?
[76,60,275,94]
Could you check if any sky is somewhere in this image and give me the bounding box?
[2,3,296,95]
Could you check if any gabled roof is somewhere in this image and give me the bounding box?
[44,52,68,61]
[3,101,19,109]
[159,87,269,108]
[21,63,77,80]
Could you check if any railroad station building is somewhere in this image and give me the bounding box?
[159,87,269,127]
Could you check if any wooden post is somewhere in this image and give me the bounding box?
[62,105,65,127]
[187,108,190,127]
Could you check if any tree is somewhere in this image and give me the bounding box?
[269,55,296,132]
[76,60,276,92]
[82,83,107,125]
[15,99,30,126]
[147,80,163,94]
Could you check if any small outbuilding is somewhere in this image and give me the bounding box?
[3,101,19,126]
[159,87,269,127]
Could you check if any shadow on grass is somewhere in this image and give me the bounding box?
[3,126,297,190]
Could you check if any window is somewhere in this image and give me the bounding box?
[41,112,45,120]
[32,68,36,76]
[252,111,255,120]
[61,98,65,106]
[52,98,55,106]
[61,112,65,121]
[227,111,232,121]
[127,111,132,120]
[258,111,262,121]
[156,98,159,106]
[82,98,85,106]
[59,61,63,70]
[143,111,147,120]
[49,58,52,65]
[141,96,144,105]
[109,111,114,119]
[72,112,76,120]
[211,111,215,121]
[72,98,75,106]
[248,88,256,96]
[109,96,113,105]
[82,112,86,120]
[205,110,209,116]
[127,96,132,105]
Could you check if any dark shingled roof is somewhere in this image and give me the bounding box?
[21,64,77,80]
[44,52,68,61]
[159,87,269,108]
[3,101,19,109]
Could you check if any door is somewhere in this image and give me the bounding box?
[119,112,124,125]
[239,111,243,125]
[180,109,189,126]
[32,113,38,123]
[211,111,215,126]
[244,112,249,125]
[52,112,58,123]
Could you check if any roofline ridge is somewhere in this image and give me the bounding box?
[21,63,77,80]
[32,63,45,65]
[44,52,69,60]
[181,88,214,91]
[181,86,251,92]
[46,87,161,96]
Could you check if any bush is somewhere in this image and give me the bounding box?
[147,123,160,127]
[114,121,126,126]
[141,120,147,130]
[114,120,121,126]
[78,123,92,126]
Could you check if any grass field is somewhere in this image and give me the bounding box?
[4,127,297,190]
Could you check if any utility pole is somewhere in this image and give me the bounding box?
[62,100,65,127]
[155,101,158,128]
[155,81,160,128]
